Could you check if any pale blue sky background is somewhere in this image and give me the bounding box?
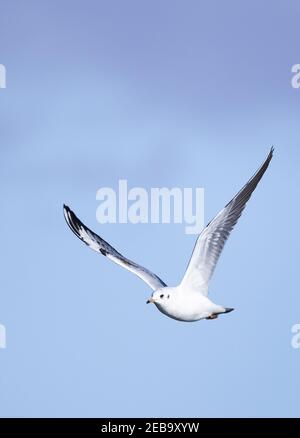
[0,0,300,417]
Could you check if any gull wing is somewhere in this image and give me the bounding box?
[180,147,274,296]
[63,205,167,291]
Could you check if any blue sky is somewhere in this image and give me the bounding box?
[0,0,300,417]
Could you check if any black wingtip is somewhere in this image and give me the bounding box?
[63,205,76,222]
[63,204,71,222]
[63,204,78,230]
[63,204,84,241]
[266,146,274,165]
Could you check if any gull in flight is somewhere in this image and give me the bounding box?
[64,148,273,322]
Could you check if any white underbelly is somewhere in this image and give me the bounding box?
[155,294,214,322]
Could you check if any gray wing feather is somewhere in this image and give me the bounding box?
[63,205,167,291]
[181,147,274,296]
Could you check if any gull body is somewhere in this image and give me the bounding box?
[64,148,273,323]
[149,286,232,322]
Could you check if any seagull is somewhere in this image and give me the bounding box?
[63,147,273,322]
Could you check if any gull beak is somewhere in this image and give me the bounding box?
[146,297,155,304]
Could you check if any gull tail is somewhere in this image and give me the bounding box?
[223,307,234,314]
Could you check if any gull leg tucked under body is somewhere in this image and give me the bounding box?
[64,148,273,322]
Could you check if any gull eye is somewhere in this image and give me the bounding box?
[167,294,170,299]
[160,294,164,299]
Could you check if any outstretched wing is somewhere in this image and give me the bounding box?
[181,147,274,296]
[63,205,167,291]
